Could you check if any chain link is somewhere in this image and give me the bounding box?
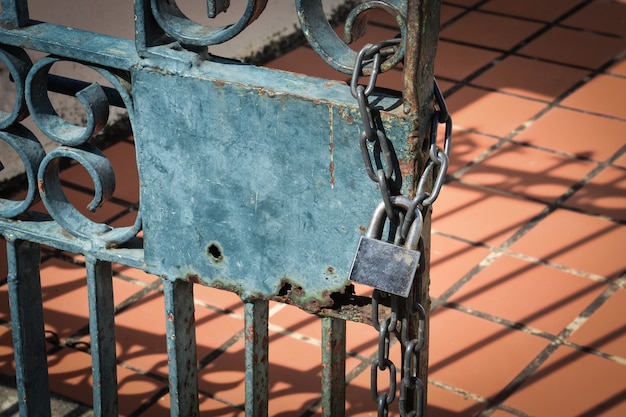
[351,40,402,222]
[352,39,452,417]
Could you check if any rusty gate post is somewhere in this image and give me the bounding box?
[403,0,442,409]
[321,316,346,416]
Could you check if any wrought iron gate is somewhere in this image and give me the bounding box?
[0,0,444,415]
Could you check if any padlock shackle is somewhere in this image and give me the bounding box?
[403,211,423,251]
[365,196,423,250]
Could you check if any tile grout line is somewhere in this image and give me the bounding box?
[450,65,626,163]
[439,0,593,99]
[427,379,534,417]
[477,279,625,416]
[451,175,626,226]
[440,0,494,31]
[130,330,249,415]
[436,9,626,302]
[442,294,626,367]
[435,140,625,309]
[440,10,626,176]
[429,83,626,410]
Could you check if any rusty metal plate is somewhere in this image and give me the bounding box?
[133,58,413,310]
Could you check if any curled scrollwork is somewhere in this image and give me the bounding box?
[38,145,115,234]
[0,125,46,218]
[0,52,143,246]
[297,0,407,74]
[0,46,32,129]
[150,0,268,46]
[25,57,110,147]
[37,143,141,245]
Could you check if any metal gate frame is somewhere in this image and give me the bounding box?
[0,1,441,415]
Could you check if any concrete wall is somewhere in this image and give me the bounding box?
[1,0,348,182]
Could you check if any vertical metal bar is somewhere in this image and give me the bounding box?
[403,0,442,410]
[244,299,269,417]
[163,279,199,417]
[85,256,118,417]
[134,0,168,52]
[321,317,346,417]
[0,0,29,28]
[5,235,51,416]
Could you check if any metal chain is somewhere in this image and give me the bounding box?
[351,39,401,225]
[399,301,427,417]
[371,290,398,417]
[352,40,452,417]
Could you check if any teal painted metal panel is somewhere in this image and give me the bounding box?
[133,60,413,309]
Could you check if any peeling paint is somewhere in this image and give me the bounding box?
[337,107,355,124]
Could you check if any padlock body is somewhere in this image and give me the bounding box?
[349,236,421,297]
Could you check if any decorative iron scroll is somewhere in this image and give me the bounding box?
[0,1,440,415]
[0,0,418,301]
[150,0,268,46]
[0,46,141,246]
[297,0,407,74]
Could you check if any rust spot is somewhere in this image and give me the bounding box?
[399,158,416,177]
[245,326,254,343]
[359,225,366,233]
[407,132,420,153]
[186,273,200,284]
[329,161,335,187]
[337,107,355,124]
[326,266,335,274]
[306,299,320,312]
[60,228,75,240]
[167,313,174,321]
[214,80,225,86]
[278,280,304,296]
[37,179,45,194]
[256,87,276,98]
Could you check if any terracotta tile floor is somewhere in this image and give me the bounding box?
[1,1,626,416]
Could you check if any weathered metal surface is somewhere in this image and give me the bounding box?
[0,22,137,70]
[0,214,146,268]
[321,317,346,417]
[401,0,442,409]
[0,0,441,415]
[244,299,269,417]
[85,257,118,417]
[0,0,421,313]
[5,237,50,417]
[297,0,408,74]
[133,60,412,309]
[0,0,30,28]
[163,280,200,416]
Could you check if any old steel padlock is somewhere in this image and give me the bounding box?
[349,196,423,298]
